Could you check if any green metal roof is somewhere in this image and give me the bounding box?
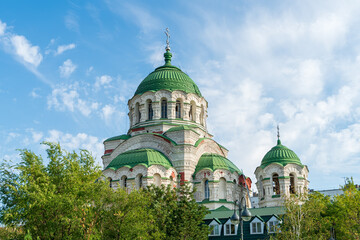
[204,205,285,219]
[165,125,198,134]
[106,148,173,170]
[103,134,131,143]
[261,139,303,168]
[134,51,202,97]
[194,153,242,175]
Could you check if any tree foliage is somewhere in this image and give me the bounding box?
[0,142,210,240]
[272,177,360,240]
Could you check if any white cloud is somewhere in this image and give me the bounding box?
[101,104,116,123]
[55,43,76,55]
[95,75,113,89]
[47,86,98,116]
[59,59,77,78]
[45,130,104,165]
[10,35,43,67]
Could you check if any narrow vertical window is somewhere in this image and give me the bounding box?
[175,100,181,118]
[272,174,280,195]
[219,178,227,199]
[135,103,140,123]
[161,99,167,118]
[204,180,210,199]
[154,173,161,186]
[189,105,193,121]
[290,173,296,194]
[122,175,127,188]
[108,177,112,188]
[148,100,153,120]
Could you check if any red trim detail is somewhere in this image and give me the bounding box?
[154,134,170,143]
[153,131,163,134]
[132,127,145,132]
[104,149,114,155]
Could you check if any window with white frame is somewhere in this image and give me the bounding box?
[208,220,221,236]
[224,219,237,236]
[267,216,280,233]
[250,217,264,234]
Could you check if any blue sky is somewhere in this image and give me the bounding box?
[1,0,360,191]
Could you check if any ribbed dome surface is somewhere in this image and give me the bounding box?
[134,51,202,97]
[261,140,303,168]
[106,148,173,170]
[194,153,242,175]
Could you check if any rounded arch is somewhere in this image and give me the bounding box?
[136,173,143,189]
[203,178,210,200]
[289,172,296,194]
[160,97,168,119]
[146,99,153,120]
[135,102,141,124]
[219,177,227,199]
[108,177,113,188]
[175,98,183,119]
[153,173,161,186]
[121,175,128,188]
[272,173,280,195]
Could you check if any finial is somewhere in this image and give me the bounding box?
[165,28,170,51]
[277,124,281,145]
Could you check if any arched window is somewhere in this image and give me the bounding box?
[121,175,127,189]
[290,173,296,194]
[204,179,210,199]
[135,103,140,124]
[272,174,280,195]
[136,174,143,189]
[175,100,182,118]
[108,177,113,188]
[219,178,227,199]
[189,105,193,121]
[161,99,167,119]
[154,173,161,187]
[148,100,153,120]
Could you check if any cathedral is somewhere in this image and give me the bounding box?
[101,35,309,238]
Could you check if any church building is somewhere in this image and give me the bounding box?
[102,41,251,211]
[101,34,309,239]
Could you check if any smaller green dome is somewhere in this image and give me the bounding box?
[261,140,303,168]
[106,148,173,170]
[194,153,242,175]
[134,50,202,97]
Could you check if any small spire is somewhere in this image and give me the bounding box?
[163,28,172,65]
[277,124,281,145]
[165,28,170,51]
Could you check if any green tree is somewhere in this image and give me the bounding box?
[0,143,156,239]
[145,183,210,240]
[272,192,332,240]
[329,177,360,240]
[0,143,211,239]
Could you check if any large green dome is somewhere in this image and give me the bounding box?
[261,140,303,168]
[134,51,202,97]
[106,148,173,170]
[194,153,242,175]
